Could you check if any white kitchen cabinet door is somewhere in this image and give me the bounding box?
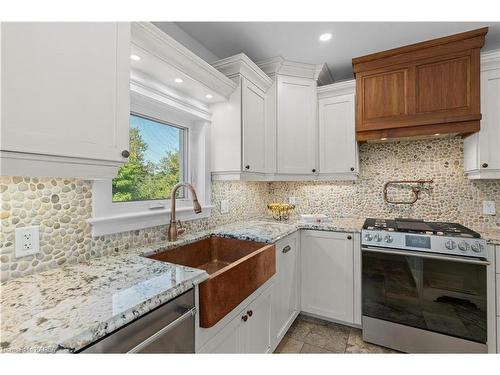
[464,52,500,179]
[276,75,317,174]
[1,23,130,164]
[197,311,244,353]
[301,230,355,324]
[198,286,272,353]
[318,92,358,176]
[243,286,272,353]
[271,232,300,349]
[242,78,267,173]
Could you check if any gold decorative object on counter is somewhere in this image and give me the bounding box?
[267,203,295,221]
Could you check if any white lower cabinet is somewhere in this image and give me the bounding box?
[271,232,300,350]
[198,285,272,353]
[301,230,357,325]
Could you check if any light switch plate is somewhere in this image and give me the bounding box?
[220,200,229,214]
[288,196,296,205]
[483,201,496,215]
[15,226,40,258]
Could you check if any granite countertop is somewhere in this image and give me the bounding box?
[0,251,208,353]
[479,230,500,245]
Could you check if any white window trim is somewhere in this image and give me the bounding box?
[89,83,212,236]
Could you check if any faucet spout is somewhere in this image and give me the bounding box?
[168,182,202,241]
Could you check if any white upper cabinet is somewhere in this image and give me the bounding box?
[210,54,272,180]
[317,80,358,179]
[0,22,131,178]
[276,75,318,174]
[464,51,500,179]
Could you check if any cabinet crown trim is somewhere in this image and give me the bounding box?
[481,49,500,71]
[352,27,488,72]
[317,79,355,98]
[212,53,273,92]
[257,56,327,81]
[131,22,237,99]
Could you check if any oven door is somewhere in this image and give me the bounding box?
[362,246,488,344]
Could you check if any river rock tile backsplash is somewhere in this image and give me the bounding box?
[1,137,499,282]
[268,137,500,231]
[0,179,269,281]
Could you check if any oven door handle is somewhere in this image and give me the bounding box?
[361,246,490,265]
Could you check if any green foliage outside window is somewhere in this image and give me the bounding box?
[112,116,182,202]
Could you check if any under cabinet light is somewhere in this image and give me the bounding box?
[130,54,141,61]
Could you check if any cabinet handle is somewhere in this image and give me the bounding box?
[312,168,316,173]
[245,165,250,170]
[247,310,253,317]
[121,150,130,158]
[241,315,248,322]
[347,235,352,240]
[282,245,292,254]
[350,167,355,172]
[482,163,488,168]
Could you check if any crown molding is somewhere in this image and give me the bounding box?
[480,49,500,71]
[212,53,273,92]
[257,56,319,80]
[314,63,334,86]
[317,79,356,98]
[131,22,237,100]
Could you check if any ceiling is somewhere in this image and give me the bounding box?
[173,22,500,81]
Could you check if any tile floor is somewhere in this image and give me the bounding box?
[274,314,400,354]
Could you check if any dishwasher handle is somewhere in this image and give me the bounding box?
[127,307,196,353]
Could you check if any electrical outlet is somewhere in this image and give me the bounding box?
[288,196,296,205]
[220,200,230,214]
[15,226,40,258]
[483,201,496,215]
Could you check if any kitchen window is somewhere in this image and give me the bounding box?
[112,114,187,203]
[90,84,212,236]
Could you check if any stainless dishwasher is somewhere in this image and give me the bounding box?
[80,289,195,353]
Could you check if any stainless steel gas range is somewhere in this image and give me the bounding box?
[361,218,489,353]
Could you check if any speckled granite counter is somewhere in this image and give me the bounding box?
[0,252,208,353]
[480,230,500,245]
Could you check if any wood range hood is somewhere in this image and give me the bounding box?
[352,27,488,141]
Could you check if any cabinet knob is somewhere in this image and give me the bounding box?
[247,310,253,317]
[482,163,488,168]
[245,165,250,170]
[312,168,316,173]
[347,235,352,240]
[121,150,130,158]
[282,245,292,254]
[350,167,355,172]
[241,315,248,322]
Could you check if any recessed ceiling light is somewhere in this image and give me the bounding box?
[130,54,141,61]
[205,94,213,99]
[174,78,183,83]
[319,33,332,42]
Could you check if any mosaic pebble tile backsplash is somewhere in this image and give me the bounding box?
[1,137,499,281]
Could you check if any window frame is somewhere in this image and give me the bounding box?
[112,112,188,203]
[89,85,212,236]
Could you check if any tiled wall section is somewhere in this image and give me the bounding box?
[0,179,269,282]
[269,137,500,231]
[1,137,499,281]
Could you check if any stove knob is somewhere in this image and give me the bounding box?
[445,240,456,250]
[384,235,393,243]
[364,233,373,242]
[458,241,469,252]
[471,242,483,253]
[374,234,383,242]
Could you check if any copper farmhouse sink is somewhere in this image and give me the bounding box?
[148,237,276,328]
